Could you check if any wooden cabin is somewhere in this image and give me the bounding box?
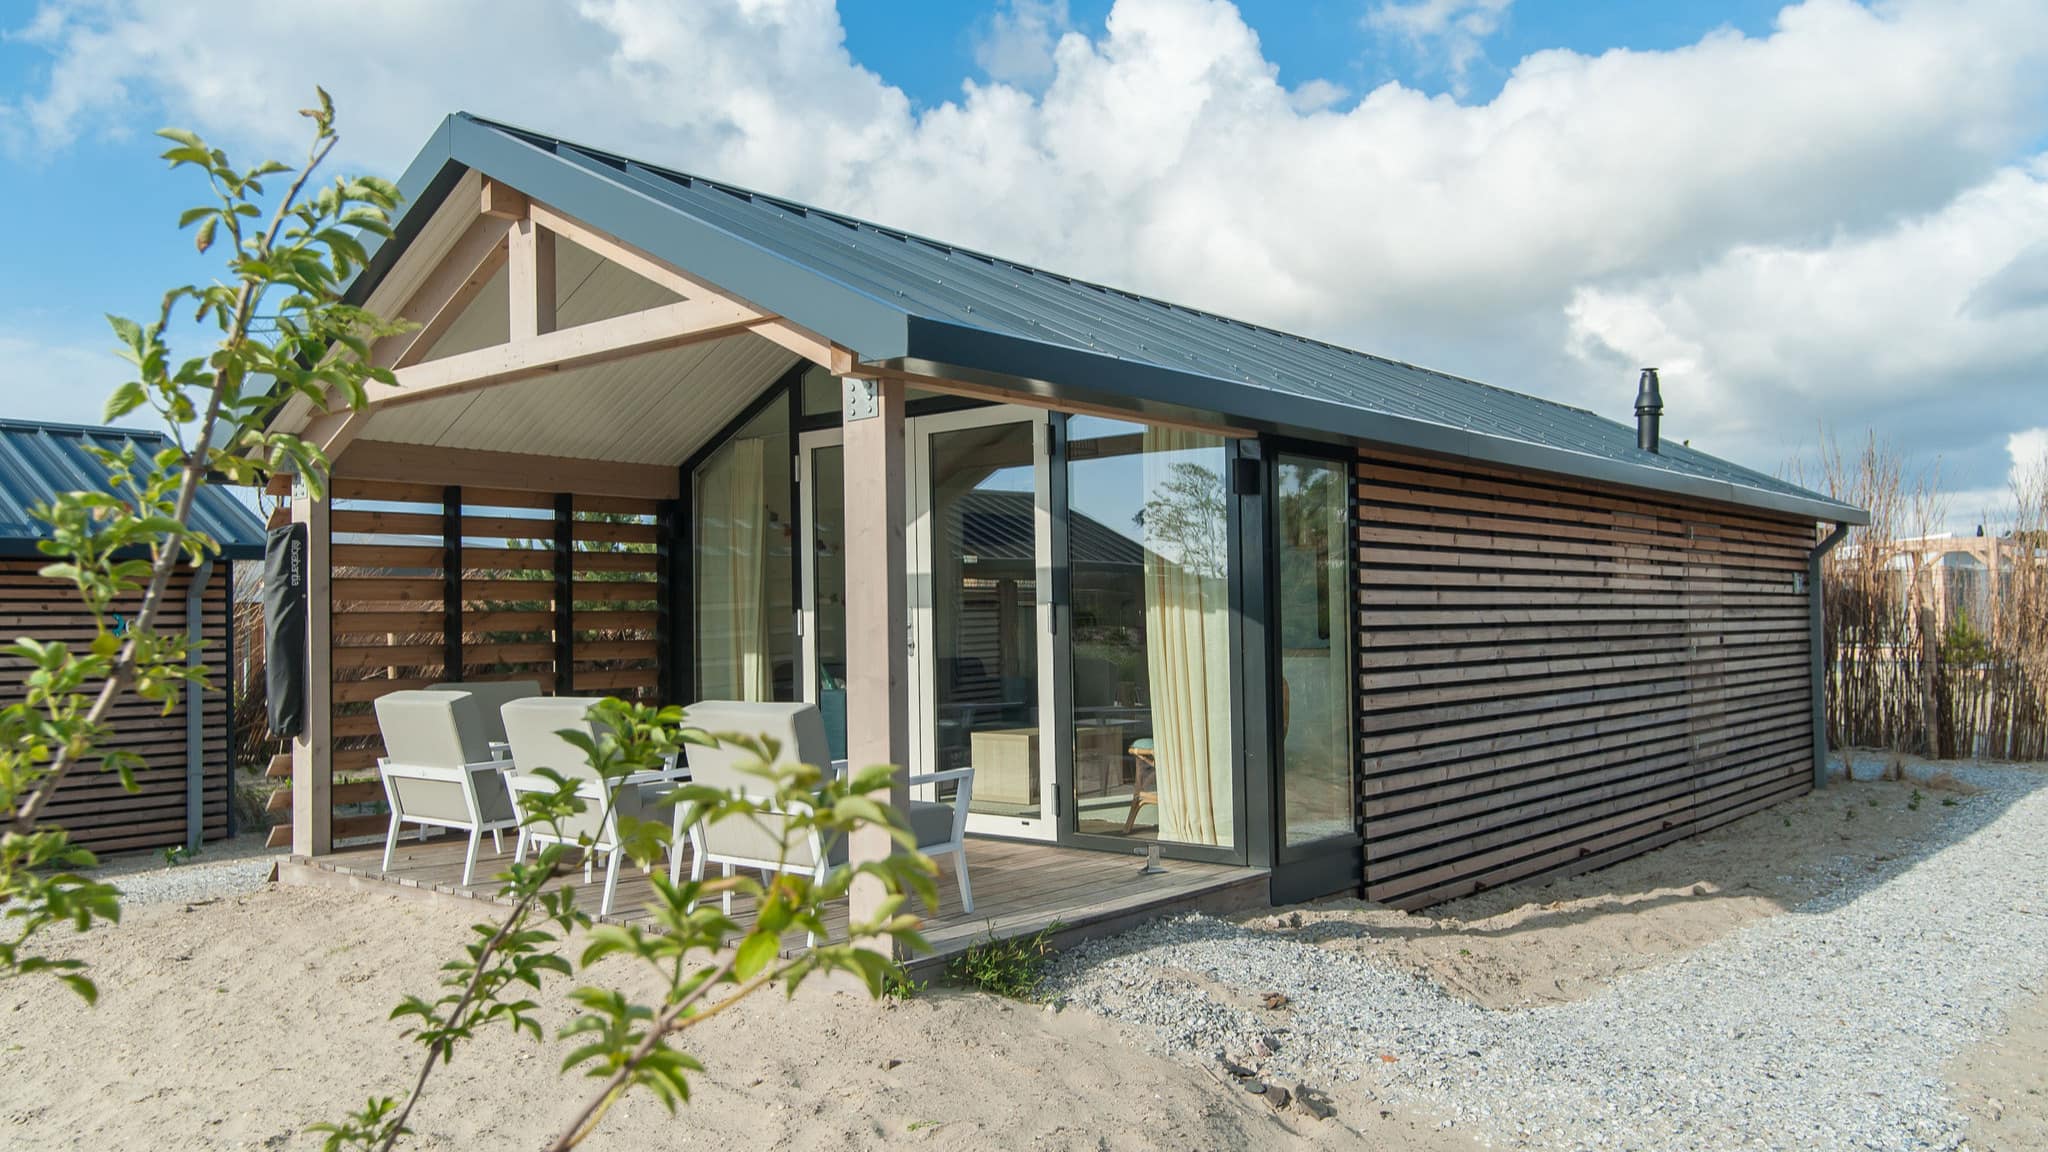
[0,418,264,854]
[267,114,1868,926]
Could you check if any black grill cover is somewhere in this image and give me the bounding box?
[263,522,308,738]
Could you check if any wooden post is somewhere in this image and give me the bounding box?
[443,486,463,680]
[507,218,556,342]
[554,493,575,696]
[842,376,909,942]
[290,476,333,857]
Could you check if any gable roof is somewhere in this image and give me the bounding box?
[352,113,1864,526]
[0,419,267,560]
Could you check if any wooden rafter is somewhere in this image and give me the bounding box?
[370,214,514,371]
[362,296,764,411]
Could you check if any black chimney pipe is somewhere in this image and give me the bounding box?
[1634,367,1664,454]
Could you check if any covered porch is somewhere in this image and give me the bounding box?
[268,138,1284,950]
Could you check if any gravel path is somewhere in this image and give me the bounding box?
[1050,763,2048,1151]
[85,833,280,905]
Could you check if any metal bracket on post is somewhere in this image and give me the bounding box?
[842,376,880,422]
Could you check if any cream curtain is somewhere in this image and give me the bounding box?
[1140,427,1234,846]
[698,437,770,701]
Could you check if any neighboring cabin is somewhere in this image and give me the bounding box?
[0,418,265,854]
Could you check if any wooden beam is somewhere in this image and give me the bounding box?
[290,478,332,858]
[375,214,513,370]
[480,177,529,221]
[361,297,765,411]
[528,199,717,302]
[843,376,909,952]
[507,218,557,342]
[333,440,680,501]
[868,366,1254,439]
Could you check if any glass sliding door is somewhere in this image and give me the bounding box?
[1274,454,1355,850]
[1065,417,1236,849]
[910,408,1055,839]
[693,393,795,703]
[797,431,848,761]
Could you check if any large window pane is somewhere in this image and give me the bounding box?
[1276,455,1354,846]
[810,443,848,760]
[695,394,794,701]
[1067,416,1234,847]
[930,422,1040,818]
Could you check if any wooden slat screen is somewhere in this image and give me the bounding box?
[0,558,232,853]
[318,477,670,842]
[1354,449,1816,909]
[567,499,663,701]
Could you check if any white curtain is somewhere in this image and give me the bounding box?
[698,437,770,701]
[1140,427,1234,846]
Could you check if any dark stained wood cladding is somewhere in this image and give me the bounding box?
[0,559,231,853]
[1354,449,1815,909]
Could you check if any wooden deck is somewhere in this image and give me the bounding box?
[281,835,1267,976]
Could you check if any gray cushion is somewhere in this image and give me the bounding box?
[374,690,494,768]
[907,800,956,848]
[428,679,541,746]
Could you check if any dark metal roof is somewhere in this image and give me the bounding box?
[352,113,1866,526]
[0,419,266,560]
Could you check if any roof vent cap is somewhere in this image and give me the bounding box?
[1635,368,1664,454]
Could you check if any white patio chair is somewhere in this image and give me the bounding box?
[372,689,520,887]
[500,696,683,917]
[679,701,976,945]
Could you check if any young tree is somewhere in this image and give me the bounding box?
[0,94,935,1149]
[1,91,405,999]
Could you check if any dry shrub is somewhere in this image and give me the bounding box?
[1798,430,2048,761]
[1920,769,1980,796]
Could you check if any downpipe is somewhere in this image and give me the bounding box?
[1808,524,1849,789]
[185,558,215,852]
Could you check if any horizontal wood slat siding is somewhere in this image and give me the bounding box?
[0,559,231,853]
[1354,450,1816,909]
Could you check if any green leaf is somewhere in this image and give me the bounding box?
[194,215,217,254]
[732,929,779,980]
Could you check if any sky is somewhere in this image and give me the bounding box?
[1,0,2044,530]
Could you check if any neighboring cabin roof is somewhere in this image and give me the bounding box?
[946,490,1143,569]
[0,419,267,560]
[352,113,1866,526]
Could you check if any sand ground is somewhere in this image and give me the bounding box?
[3,759,2039,1150]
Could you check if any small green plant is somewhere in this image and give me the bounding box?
[881,969,925,1002]
[161,844,197,866]
[1942,796,1958,807]
[907,1120,942,1133]
[946,922,1060,1000]
[1907,789,1924,812]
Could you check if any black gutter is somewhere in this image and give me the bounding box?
[1808,522,1851,789]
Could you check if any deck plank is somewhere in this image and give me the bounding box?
[304,834,1265,968]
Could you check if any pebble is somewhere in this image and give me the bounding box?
[1048,761,2048,1151]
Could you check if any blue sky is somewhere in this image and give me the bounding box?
[1,0,2043,526]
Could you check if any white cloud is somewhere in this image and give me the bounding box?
[975,0,1073,87]
[1365,0,1512,94]
[3,0,2045,515]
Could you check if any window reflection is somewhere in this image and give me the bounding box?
[1067,417,1234,847]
